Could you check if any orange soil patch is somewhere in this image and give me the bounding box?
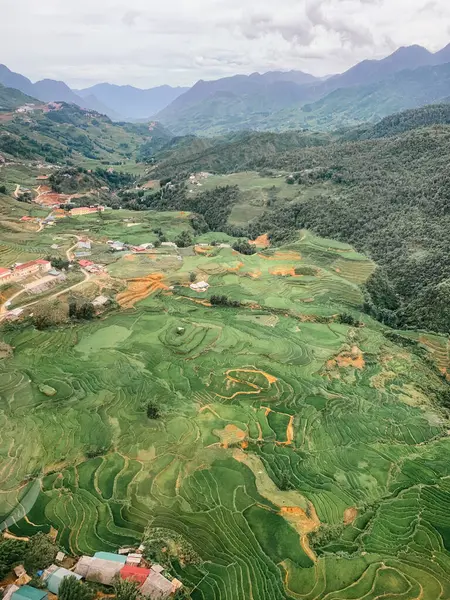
[279,502,320,562]
[116,273,168,308]
[256,422,263,441]
[247,270,262,279]
[194,245,212,254]
[217,424,247,448]
[335,267,341,273]
[141,180,158,189]
[0,113,15,122]
[327,345,365,370]
[259,251,302,261]
[276,415,294,446]
[227,368,277,385]
[249,233,270,248]
[124,254,136,261]
[343,506,358,525]
[270,266,297,277]
[3,531,30,541]
[178,296,212,307]
[227,261,244,272]
[216,369,277,400]
[240,440,248,449]
[419,335,450,381]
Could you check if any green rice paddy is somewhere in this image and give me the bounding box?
[1,230,450,599]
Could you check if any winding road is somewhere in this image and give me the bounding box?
[0,234,92,319]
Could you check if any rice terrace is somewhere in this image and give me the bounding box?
[1,219,450,600]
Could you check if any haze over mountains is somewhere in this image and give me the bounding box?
[2,42,450,134]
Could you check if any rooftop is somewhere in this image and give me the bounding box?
[11,586,47,600]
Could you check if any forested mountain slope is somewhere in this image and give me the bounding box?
[0,83,39,110]
[150,105,450,333]
[0,102,165,164]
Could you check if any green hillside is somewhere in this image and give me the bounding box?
[0,83,39,111]
[2,232,450,600]
[158,62,450,136]
[147,110,450,334]
[0,102,169,167]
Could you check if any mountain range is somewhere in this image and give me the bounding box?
[155,43,450,135]
[2,42,450,134]
[0,64,187,121]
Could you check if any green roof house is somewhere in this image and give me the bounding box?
[93,552,126,564]
[11,586,48,600]
[46,568,82,594]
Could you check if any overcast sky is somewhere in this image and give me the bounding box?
[1,0,449,88]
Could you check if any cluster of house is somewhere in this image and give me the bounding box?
[188,172,211,187]
[78,260,105,274]
[2,548,182,600]
[131,243,154,253]
[70,206,105,217]
[107,241,162,253]
[0,259,52,283]
[16,104,37,114]
[74,240,92,258]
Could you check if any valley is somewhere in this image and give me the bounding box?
[0,73,450,600]
[1,219,450,599]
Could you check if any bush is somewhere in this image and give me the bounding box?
[210,295,241,308]
[147,403,160,419]
[24,532,58,572]
[174,230,192,248]
[0,538,28,579]
[59,576,93,600]
[113,576,140,600]
[232,240,256,255]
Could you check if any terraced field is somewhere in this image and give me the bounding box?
[1,231,450,600]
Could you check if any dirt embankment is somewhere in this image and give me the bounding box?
[116,273,168,308]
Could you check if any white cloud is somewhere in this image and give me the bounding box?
[0,0,448,87]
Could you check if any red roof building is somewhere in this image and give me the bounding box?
[120,566,151,586]
[78,260,94,268]
[15,259,50,271]
[20,216,33,222]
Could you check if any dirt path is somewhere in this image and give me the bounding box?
[0,268,92,320]
[13,184,20,199]
[0,234,91,319]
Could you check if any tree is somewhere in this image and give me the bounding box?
[68,297,95,320]
[0,185,7,194]
[24,532,58,572]
[154,239,162,248]
[189,272,196,283]
[175,231,193,248]
[46,256,70,270]
[0,538,28,579]
[232,240,256,255]
[210,295,241,308]
[33,299,69,330]
[59,576,93,600]
[147,402,160,419]
[76,302,95,320]
[113,576,140,600]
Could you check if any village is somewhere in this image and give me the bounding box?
[2,545,183,600]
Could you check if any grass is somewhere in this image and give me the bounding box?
[1,227,450,600]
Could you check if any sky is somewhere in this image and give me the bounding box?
[1,0,449,88]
